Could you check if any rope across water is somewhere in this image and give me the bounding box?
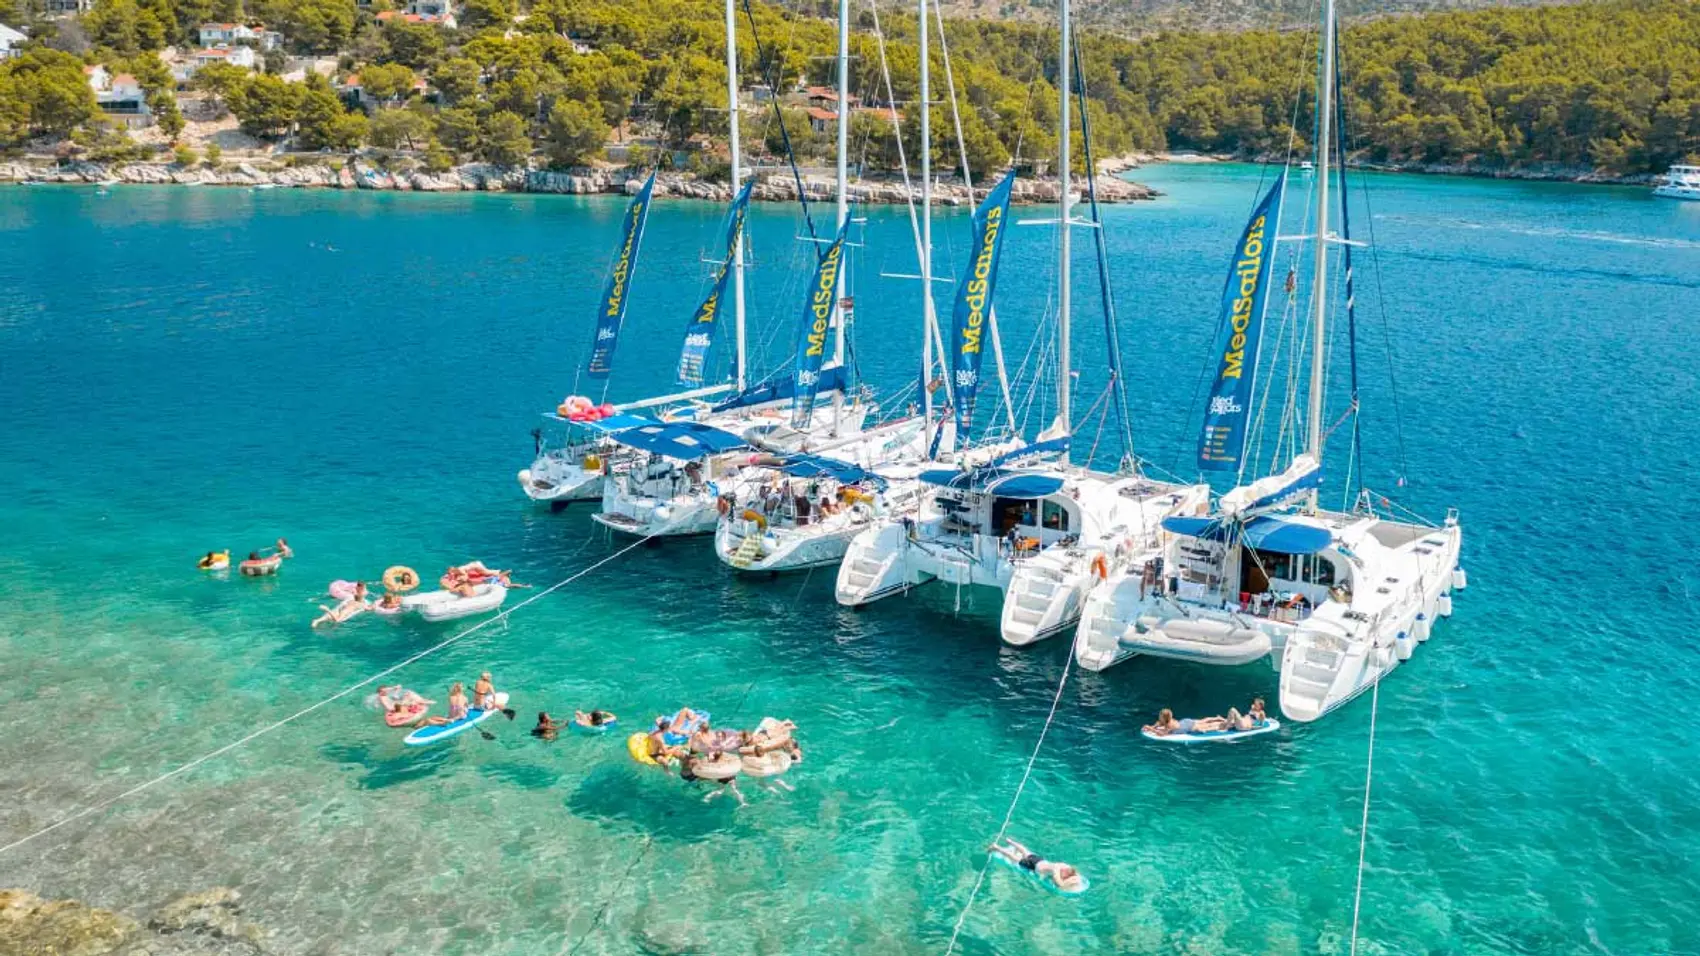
[943,649,1076,955]
[0,534,656,858]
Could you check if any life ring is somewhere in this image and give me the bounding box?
[239,555,281,576]
[686,752,742,781]
[1091,554,1109,580]
[328,579,359,601]
[741,508,767,530]
[382,565,420,593]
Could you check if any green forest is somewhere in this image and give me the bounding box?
[2,0,1697,177]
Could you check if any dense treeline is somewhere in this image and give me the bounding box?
[3,0,1695,177]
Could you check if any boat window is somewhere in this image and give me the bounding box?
[1257,551,1294,582]
[1041,500,1070,532]
[992,498,1034,535]
[1306,556,1337,586]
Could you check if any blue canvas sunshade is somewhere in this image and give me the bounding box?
[711,366,847,413]
[1162,515,1333,555]
[919,468,1065,499]
[607,421,749,460]
[545,412,656,434]
[777,454,889,490]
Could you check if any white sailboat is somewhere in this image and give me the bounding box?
[591,0,877,540]
[834,0,1208,646]
[1072,0,1467,722]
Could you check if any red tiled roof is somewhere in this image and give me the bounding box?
[201,21,237,29]
[805,107,838,121]
[112,73,136,85]
[195,48,231,57]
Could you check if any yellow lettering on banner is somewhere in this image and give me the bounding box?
[959,205,1004,356]
[803,244,843,358]
[1215,213,1269,381]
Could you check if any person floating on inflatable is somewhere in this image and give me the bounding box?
[197,550,230,571]
[988,838,1088,895]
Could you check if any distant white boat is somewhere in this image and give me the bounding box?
[1298,160,1315,173]
[1654,164,1700,201]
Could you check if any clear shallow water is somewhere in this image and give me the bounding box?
[1,167,1698,954]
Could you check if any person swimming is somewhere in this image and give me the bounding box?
[275,538,293,559]
[988,838,1086,894]
[532,711,563,740]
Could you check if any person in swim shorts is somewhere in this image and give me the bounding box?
[989,838,1086,893]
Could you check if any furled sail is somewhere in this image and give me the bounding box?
[586,172,657,379]
[789,222,850,430]
[1196,178,1285,472]
[949,170,1016,438]
[676,180,755,387]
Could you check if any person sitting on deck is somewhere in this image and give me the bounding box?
[1143,708,1230,736]
[988,838,1086,894]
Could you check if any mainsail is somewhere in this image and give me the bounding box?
[586,172,657,379]
[1196,178,1285,472]
[676,180,755,387]
[949,170,1016,438]
[789,223,850,429]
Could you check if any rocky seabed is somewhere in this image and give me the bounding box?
[0,887,269,955]
[0,161,1157,204]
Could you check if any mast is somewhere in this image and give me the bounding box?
[725,0,747,391]
[832,0,850,433]
[919,0,935,443]
[1056,0,1071,436]
[1306,0,1336,507]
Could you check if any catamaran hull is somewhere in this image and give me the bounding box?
[592,500,721,538]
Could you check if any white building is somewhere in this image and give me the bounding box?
[84,63,111,91]
[0,23,26,60]
[96,72,153,129]
[198,22,282,50]
[172,44,259,84]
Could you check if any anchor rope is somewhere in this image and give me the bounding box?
[943,649,1076,955]
[1348,675,1381,955]
[0,533,657,857]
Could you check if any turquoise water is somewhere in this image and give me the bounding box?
[2,167,1698,954]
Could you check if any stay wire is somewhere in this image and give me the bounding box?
[942,650,1076,955]
[0,534,658,858]
[567,833,656,956]
[1348,674,1382,955]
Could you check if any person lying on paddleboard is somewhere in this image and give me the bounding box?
[532,712,564,740]
[420,683,468,726]
[1143,708,1231,737]
[989,838,1086,894]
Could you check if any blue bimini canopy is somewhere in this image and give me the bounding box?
[710,366,848,414]
[778,454,889,490]
[919,467,1065,500]
[608,421,749,460]
[1161,515,1333,555]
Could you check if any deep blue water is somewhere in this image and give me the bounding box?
[1,166,1698,954]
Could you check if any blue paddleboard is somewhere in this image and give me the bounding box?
[987,850,1090,897]
[1141,718,1280,744]
[403,692,509,746]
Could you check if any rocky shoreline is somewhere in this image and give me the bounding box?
[0,160,1158,205]
[0,887,269,955]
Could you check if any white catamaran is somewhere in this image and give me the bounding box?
[834,0,1208,647]
[1072,0,1467,722]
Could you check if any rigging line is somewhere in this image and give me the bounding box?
[942,649,1077,956]
[740,0,821,246]
[0,534,658,859]
[1348,674,1382,956]
[567,833,656,956]
[865,0,928,301]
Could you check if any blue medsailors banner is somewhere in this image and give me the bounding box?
[1197,178,1284,472]
[587,172,656,379]
[790,223,849,430]
[677,180,754,386]
[950,170,1016,437]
